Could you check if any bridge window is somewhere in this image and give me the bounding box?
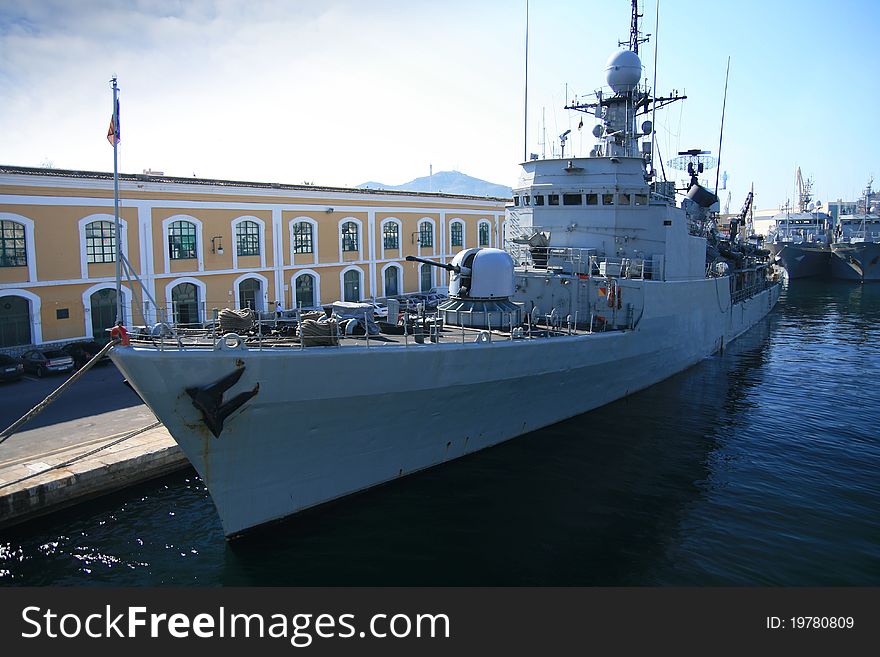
[533,195,544,206]
[586,194,598,205]
[619,193,631,205]
[634,194,648,206]
[602,194,615,205]
[562,194,582,206]
[548,194,559,206]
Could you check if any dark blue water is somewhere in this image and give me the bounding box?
[2,280,878,586]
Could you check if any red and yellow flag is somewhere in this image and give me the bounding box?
[107,99,120,146]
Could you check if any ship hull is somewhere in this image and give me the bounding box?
[110,278,780,537]
[831,242,880,281]
[768,242,831,279]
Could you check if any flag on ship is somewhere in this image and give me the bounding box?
[107,99,120,146]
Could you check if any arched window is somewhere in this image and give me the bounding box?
[238,278,261,310]
[168,220,197,260]
[341,222,359,252]
[236,221,260,257]
[0,220,27,267]
[383,223,399,249]
[293,222,313,254]
[295,274,316,309]
[419,222,433,247]
[85,221,116,263]
[343,269,361,301]
[171,282,200,326]
[89,288,120,337]
[384,265,400,297]
[450,222,464,248]
[0,295,31,347]
[478,222,490,247]
[420,263,433,292]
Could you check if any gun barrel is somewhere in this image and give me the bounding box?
[405,255,459,272]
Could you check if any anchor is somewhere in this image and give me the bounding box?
[186,367,259,438]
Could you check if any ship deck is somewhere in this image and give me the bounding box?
[127,321,610,352]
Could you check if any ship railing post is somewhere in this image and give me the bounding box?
[461,317,465,343]
[297,306,304,350]
[487,311,492,341]
[404,311,409,348]
[590,312,594,334]
[574,311,579,334]
[567,314,571,335]
[365,311,370,348]
[212,307,218,348]
[257,310,263,351]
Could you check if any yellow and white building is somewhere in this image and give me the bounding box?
[0,165,508,350]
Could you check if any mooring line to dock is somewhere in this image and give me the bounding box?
[0,420,163,491]
[0,340,117,446]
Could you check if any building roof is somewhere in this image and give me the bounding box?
[0,164,510,203]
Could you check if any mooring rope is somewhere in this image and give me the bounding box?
[0,421,164,491]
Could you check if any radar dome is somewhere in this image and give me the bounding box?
[605,50,642,93]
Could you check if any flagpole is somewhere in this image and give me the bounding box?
[522,0,528,163]
[110,76,122,325]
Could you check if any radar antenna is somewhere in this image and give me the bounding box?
[669,149,717,185]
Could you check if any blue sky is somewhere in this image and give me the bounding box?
[1,0,877,210]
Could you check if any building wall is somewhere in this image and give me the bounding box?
[0,167,507,349]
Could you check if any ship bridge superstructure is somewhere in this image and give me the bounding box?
[506,2,707,283]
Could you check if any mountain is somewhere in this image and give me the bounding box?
[356,170,512,198]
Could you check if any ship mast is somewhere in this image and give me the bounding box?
[564,0,683,174]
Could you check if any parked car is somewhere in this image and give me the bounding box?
[62,340,110,368]
[19,348,75,377]
[367,301,389,320]
[0,354,24,383]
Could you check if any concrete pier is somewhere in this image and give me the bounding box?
[0,409,188,531]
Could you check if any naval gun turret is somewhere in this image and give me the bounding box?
[407,249,524,330]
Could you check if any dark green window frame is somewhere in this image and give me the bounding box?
[236,220,261,256]
[383,222,399,249]
[168,220,197,260]
[341,222,359,252]
[293,222,313,254]
[0,220,27,267]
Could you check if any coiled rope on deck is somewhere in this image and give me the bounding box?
[299,318,339,346]
[218,308,255,334]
